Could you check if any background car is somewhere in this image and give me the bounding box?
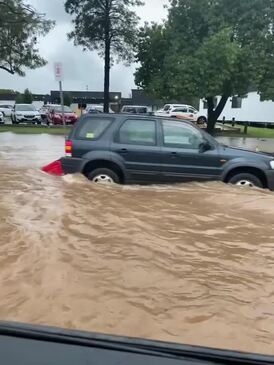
[0,104,13,117]
[11,104,41,124]
[39,105,51,121]
[0,111,3,124]
[47,105,78,125]
[156,104,207,124]
[120,105,152,114]
[84,105,114,114]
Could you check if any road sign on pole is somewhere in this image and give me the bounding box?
[54,62,65,127]
[54,62,63,82]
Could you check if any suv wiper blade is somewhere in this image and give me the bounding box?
[0,321,273,365]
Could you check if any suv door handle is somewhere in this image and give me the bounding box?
[170,152,178,156]
[120,148,128,153]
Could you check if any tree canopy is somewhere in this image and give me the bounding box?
[0,0,54,76]
[16,88,33,104]
[64,92,72,107]
[135,0,274,132]
[65,0,143,112]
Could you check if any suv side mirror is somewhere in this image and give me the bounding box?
[199,140,212,153]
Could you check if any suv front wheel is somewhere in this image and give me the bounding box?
[228,173,263,188]
[87,168,120,184]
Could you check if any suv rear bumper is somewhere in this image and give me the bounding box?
[265,170,274,191]
[61,157,85,174]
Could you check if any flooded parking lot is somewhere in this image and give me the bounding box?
[216,136,274,154]
[0,132,274,355]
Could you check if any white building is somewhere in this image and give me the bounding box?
[199,91,274,124]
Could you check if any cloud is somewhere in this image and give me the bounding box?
[0,0,168,96]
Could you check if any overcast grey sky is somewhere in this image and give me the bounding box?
[0,0,168,96]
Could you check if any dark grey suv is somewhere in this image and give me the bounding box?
[61,114,274,189]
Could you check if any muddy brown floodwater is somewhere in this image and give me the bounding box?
[1,132,274,355]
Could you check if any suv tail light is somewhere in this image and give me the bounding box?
[65,140,72,157]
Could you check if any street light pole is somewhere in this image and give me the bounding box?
[59,80,65,127]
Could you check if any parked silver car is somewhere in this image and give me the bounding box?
[0,104,13,117]
[11,104,42,124]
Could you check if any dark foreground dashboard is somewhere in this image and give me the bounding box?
[0,321,273,365]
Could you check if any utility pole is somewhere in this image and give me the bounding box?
[59,80,65,127]
[54,62,65,127]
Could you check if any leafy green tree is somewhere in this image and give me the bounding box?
[64,92,72,107]
[15,89,33,104]
[0,0,54,76]
[15,93,23,104]
[135,0,274,133]
[22,88,33,104]
[0,89,17,94]
[65,0,143,113]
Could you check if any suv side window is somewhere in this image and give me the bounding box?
[77,117,113,139]
[188,108,197,114]
[118,119,156,145]
[162,121,203,149]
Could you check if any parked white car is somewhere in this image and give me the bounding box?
[155,104,207,124]
[121,105,152,114]
[0,104,13,117]
[11,104,42,124]
[84,105,114,114]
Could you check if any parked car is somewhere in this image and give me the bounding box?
[84,105,114,114]
[0,104,13,117]
[121,105,152,114]
[11,104,42,124]
[60,114,274,189]
[39,105,52,121]
[0,111,3,124]
[156,104,207,124]
[47,105,78,125]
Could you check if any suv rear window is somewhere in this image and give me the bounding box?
[77,117,112,139]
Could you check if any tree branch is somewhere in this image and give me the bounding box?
[0,65,14,74]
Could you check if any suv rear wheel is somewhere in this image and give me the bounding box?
[87,168,120,184]
[228,173,263,188]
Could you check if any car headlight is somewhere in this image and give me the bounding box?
[270,161,274,169]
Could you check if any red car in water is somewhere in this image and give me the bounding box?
[47,105,78,125]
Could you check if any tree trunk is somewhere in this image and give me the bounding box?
[206,97,215,134]
[206,95,228,134]
[104,40,110,113]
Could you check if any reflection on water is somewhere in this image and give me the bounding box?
[217,136,274,153]
[0,132,274,355]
